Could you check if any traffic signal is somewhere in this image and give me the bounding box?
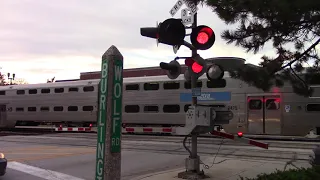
[206,63,224,81]
[190,25,215,50]
[237,132,243,137]
[184,54,207,80]
[160,60,181,79]
[140,18,186,46]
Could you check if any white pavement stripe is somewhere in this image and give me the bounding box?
[7,161,85,180]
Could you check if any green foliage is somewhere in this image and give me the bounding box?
[238,166,320,180]
[0,72,6,86]
[240,167,320,180]
[187,0,320,96]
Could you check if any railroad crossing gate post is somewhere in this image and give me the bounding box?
[95,45,123,180]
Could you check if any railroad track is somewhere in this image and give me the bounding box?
[1,127,320,142]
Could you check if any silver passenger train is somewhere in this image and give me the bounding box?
[0,72,319,136]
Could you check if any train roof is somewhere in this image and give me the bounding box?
[0,72,232,90]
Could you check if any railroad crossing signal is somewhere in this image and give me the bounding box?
[160,60,181,79]
[190,25,216,50]
[140,18,186,46]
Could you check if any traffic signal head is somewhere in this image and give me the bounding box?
[140,18,186,46]
[206,64,224,81]
[160,60,181,79]
[190,25,215,50]
[184,57,206,78]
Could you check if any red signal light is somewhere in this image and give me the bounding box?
[237,132,243,137]
[190,25,215,50]
[197,32,209,44]
[192,62,203,73]
[185,58,203,74]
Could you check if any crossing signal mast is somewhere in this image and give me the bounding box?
[140,1,268,179]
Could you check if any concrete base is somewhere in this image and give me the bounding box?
[177,170,209,179]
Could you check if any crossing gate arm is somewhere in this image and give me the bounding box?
[211,130,269,149]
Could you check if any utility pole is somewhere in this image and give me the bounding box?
[190,11,199,173]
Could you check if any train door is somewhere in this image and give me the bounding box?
[0,105,7,126]
[247,95,281,135]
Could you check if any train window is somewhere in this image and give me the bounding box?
[163,82,180,90]
[144,105,159,113]
[69,87,79,92]
[83,86,94,92]
[83,106,94,111]
[54,106,63,111]
[16,107,24,112]
[266,99,280,110]
[29,89,37,94]
[40,107,50,112]
[41,89,50,94]
[0,91,5,95]
[184,81,202,89]
[126,84,139,91]
[207,79,227,88]
[28,107,36,112]
[54,88,64,93]
[163,104,180,113]
[144,83,159,91]
[249,100,262,110]
[68,106,78,111]
[306,104,320,112]
[16,90,25,95]
[125,105,140,113]
[184,104,191,112]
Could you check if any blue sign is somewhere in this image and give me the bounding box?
[192,88,201,97]
[180,92,231,102]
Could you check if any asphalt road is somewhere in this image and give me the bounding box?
[0,133,317,180]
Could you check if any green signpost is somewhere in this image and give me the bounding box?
[95,59,108,180]
[111,59,123,153]
[95,45,123,180]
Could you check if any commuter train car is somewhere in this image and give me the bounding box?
[0,72,319,136]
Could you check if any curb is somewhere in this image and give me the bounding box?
[130,167,185,180]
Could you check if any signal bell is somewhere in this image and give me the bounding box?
[191,25,215,50]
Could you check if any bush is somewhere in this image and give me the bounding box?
[238,166,320,180]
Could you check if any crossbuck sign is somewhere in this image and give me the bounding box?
[169,0,199,21]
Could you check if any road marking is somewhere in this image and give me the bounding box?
[7,161,86,180]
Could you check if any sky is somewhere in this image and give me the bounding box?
[0,0,282,84]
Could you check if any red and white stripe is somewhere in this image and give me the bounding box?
[55,127,92,132]
[211,130,269,149]
[122,127,174,133]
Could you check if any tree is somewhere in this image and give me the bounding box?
[14,78,28,85]
[0,72,6,86]
[187,0,320,96]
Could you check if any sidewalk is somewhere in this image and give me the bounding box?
[132,157,311,180]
